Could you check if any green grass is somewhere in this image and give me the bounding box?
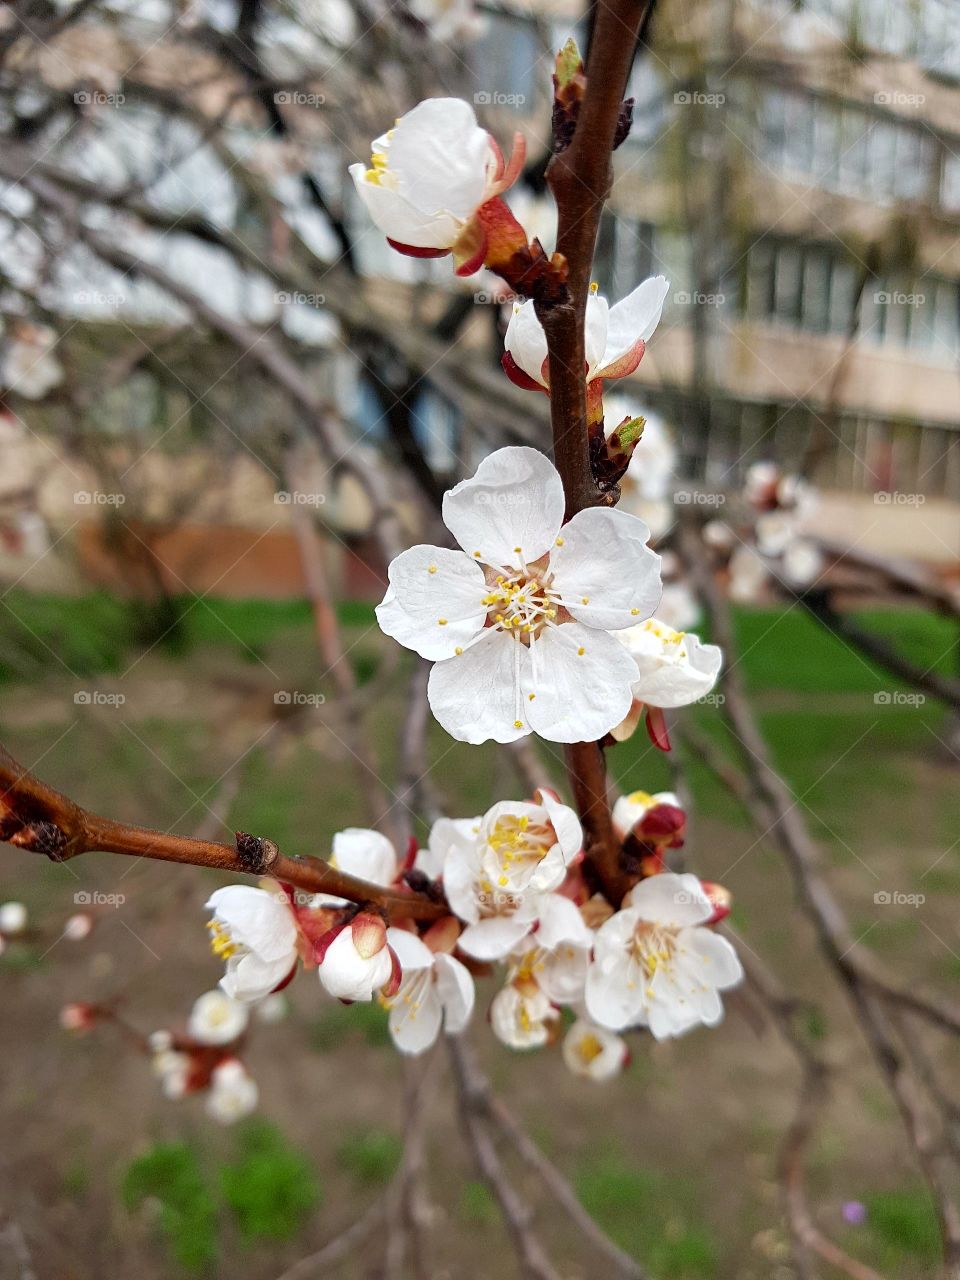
[309,1001,392,1052]
[575,1153,717,1277]
[122,1126,320,1272]
[335,1128,403,1185]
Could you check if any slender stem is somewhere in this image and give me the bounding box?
[0,745,446,921]
[538,0,652,906]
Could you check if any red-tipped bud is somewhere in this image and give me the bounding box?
[350,912,388,960]
[634,803,686,848]
[60,1001,98,1032]
[701,881,732,925]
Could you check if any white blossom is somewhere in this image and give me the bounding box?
[349,98,521,258]
[206,1059,259,1124]
[0,901,28,934]
[317,827,400,906]
[317,914,397,1002]
[377,446,662,744]
[616,618,722,708]
[205,885,299,1003]
[562,1019,627,1081]
[490,982,559,1049]
[504,277,669,389]
[188,989,249,1046]
[611,790,682,840]
[383,928,474,1054]
[585,872,743,1039]
[438,791,582,959]
[500,892,593,1004]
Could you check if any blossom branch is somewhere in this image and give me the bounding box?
[0,745,446,921]
[538,0,653,907]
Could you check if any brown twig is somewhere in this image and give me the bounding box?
[537,0,654,908]
[0,744,446,921]
[448,1034,561,1280]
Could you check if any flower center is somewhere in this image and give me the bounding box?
[576,1032,605,1066]
[641,620,688,658]
[486,813,554,876]
[207,919,241,961]
[482,570,560,642]
[630,920,679,985]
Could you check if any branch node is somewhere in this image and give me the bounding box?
[235,830,279,875]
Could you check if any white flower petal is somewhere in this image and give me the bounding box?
[550,508,662,630]
[584,952,645,1031]
[333,828,398,886]
[220,950,295,1003]
[206,886,297,963]
[428,630,530,744]
[536,788,583,862]
[389,986,443,1054]
[386,927,435,971]
[504,300,549,386]
[458,914,533,960]
[521,623,634,743]
[624,872,713,926]
[377,545,487,660]
[562,1019,626,1081]
[388,98,493,221]
[535,893,592,949]
[620,625,722,708]
[349,165,462,247]
[421,815,478,879]
[681,927,744,990]
[442,446,564,569]
[584,293,610,376]
[434,952,475,1033]
[603,275,669,366]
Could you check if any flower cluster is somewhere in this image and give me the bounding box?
[705,461,823,602]
[199,798,740,1076]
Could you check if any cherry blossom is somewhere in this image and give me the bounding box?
[0,900,27,934]
[317,912,400,1002]
[611,618,722,753]
[490,981,559,1049]
[500,892,593,1004]
[377,446,662,743]
[502,276,669,391]
[317,827,401,906]
[206,885,300,1002]
[438,791,583,958]
[188,989,250,1046]
[562,1019,627,1081]
[205,1059,259,1125]
[349,98,524,273]
[611,789,684,841]
[382,927,475,1054]
[585,872,743,1039]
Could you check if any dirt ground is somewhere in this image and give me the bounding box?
[0,608,958,1279]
